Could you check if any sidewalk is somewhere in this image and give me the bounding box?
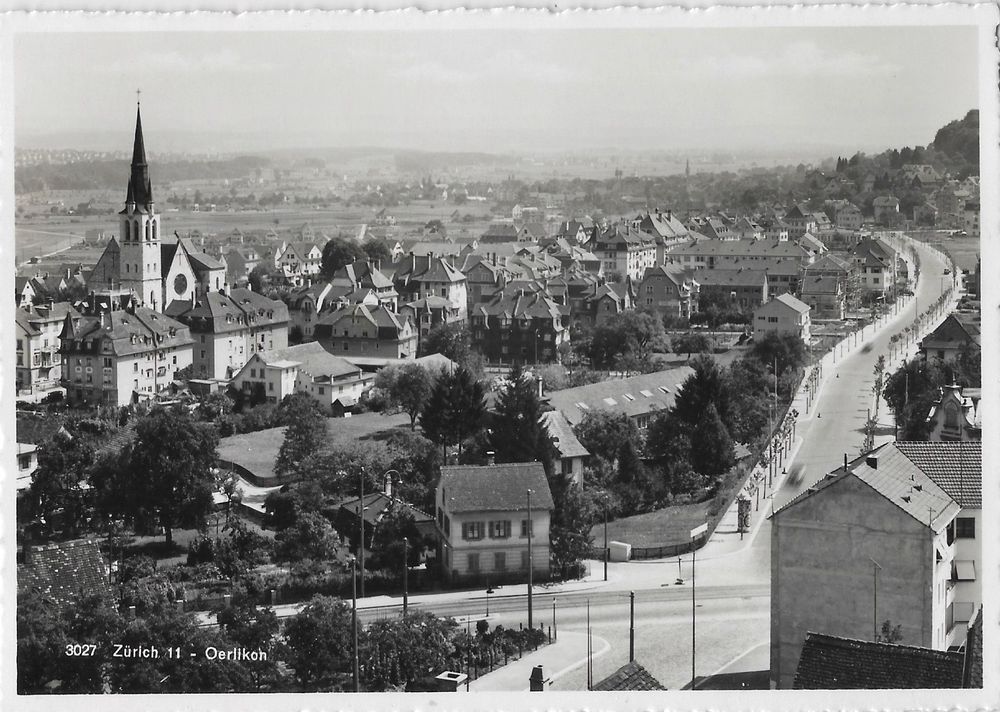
[468,631,609,691]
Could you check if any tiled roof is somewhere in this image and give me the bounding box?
[921,314,981,348]
[774,443,961,530]
[439,462,554,513]
[541,410,590,459]
[806,253,853,273]
[593,661,666,691]
[895,441,981,508]
[18,539,111,610]
[693,267,768,288]
[963,607,984,688]
[793,633,964,689]
[667,237,812,260]
[545,367,695,425]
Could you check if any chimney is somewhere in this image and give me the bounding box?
[529,665,549,691]
[865,454,878,469]
[486,451,496,466]
[667,209,672,221]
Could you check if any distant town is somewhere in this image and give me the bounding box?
[15,104,982,694]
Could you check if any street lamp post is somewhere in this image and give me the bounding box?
[526,488,533,628]
[690,523,708,687]
[359,471,365,598]
[603,496,609,582]
[870,557,882,641]
[552,598,557,641]
[402,536,408,615]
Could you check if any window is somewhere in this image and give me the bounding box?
[462,521,485,540]
[952,560,976,581]
[520,519,533,538]
[494,552,507,572]
[250,368,256,378]
[468,553,480,573]
[956,517,975,539]
[268,382,274,392]
[489,520,511,539]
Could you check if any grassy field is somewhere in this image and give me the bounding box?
[591,501,713,548]
[218,411,412,479]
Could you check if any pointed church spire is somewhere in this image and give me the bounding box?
[126,99,153,208]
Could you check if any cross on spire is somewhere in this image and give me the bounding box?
[136,88,141,105]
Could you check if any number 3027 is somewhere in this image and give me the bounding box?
[65,644,97,656]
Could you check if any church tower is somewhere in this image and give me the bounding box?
[119,101,162,311]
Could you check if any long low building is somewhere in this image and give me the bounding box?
[544,367,695,429]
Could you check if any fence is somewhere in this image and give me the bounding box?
[630,535,707,561]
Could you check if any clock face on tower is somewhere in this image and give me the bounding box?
[174,273,188,295]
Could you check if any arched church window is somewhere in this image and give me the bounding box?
[145,221,151,241]
[152,222,157,241]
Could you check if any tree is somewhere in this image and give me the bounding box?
[127,407,219,547]
[419,367,486,458]
[750,331,807,376]
[615,440,643,485]
[320,237,366,277]
[29,428,95,535]
[670,333,711,359]
[689,403,735,479]
[418,321,471,361]
[490,366,554,468]
[360,612,458,691]
[378,363,432,430]
[671,355,731,431]
[361,238,391,264]
[274,511,341,563]
[723,356,770,444]
[282,595,354,691]
[588,311,666,370]
[216,603,286,691]
[572,410,642,465]
[274,394,327,476]
[548,483,597,578]
[876,619,903,644]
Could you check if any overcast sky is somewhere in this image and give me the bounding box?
[15,26,979,155]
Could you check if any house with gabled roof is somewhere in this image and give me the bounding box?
[753,293,811,343]
[436,462,554,582]
[16,301,78,395]
[469,289,569,365]
[314,303,417,359]
[593,222,657,282]
[638,264,699,318]
[782,204,817,238]
[693,267,769,310]
[393,253,468,322]
[230,341,374,411]
[18,539,112,612]
[769,441,981,688]
[799,274,845,320]
[919,313,981,363]
[925,385,982,442]
[541,410,589,485]
[165,287,289,380]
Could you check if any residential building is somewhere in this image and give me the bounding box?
[919,313,981,363]
[769,443,973,689]
[634,208,689,262]
[834,203,864,230]
[469,289,570,364]
[963,201,980,238]
[637,264,699,319]
[782,204,817,238]
[544,366,695,428]
[873,196,901,225]
[925,385,982,442]
[753,293,811,343]
[553,219,595,245]
[457,253,511,309]
[393,253,468,322]
[583,282,633,328]
[593,222,657,282]
[231,341,374,411]
[15,275,42,309]
[329,260,399,310]
[664,237,814,271]
[850,238,897,297]
[16,442,38,492]
[165,288,289,380]
[314,303,417,358]
[400,296,465,347]
[480,222,520,244]
[693,267,769,310]
[799,275,845,320]
[797,233,827,255]
[436,462,554,582]
[59,290,194,407]
[218,246,260,288]
[274,241,323,285]
[541,410,590,486]
[16,302,78,395]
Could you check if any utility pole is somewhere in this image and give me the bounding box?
[690,523,707,687]
[352,556,360,692]
[527,488,533,628]
[552,598,557,641]
[629,591,635,662]
[870,557,881,641]
[359,470,365,598]
[603,497,609,582]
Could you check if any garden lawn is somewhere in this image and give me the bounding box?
[591,500,712,548]
[218,411,412,480]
